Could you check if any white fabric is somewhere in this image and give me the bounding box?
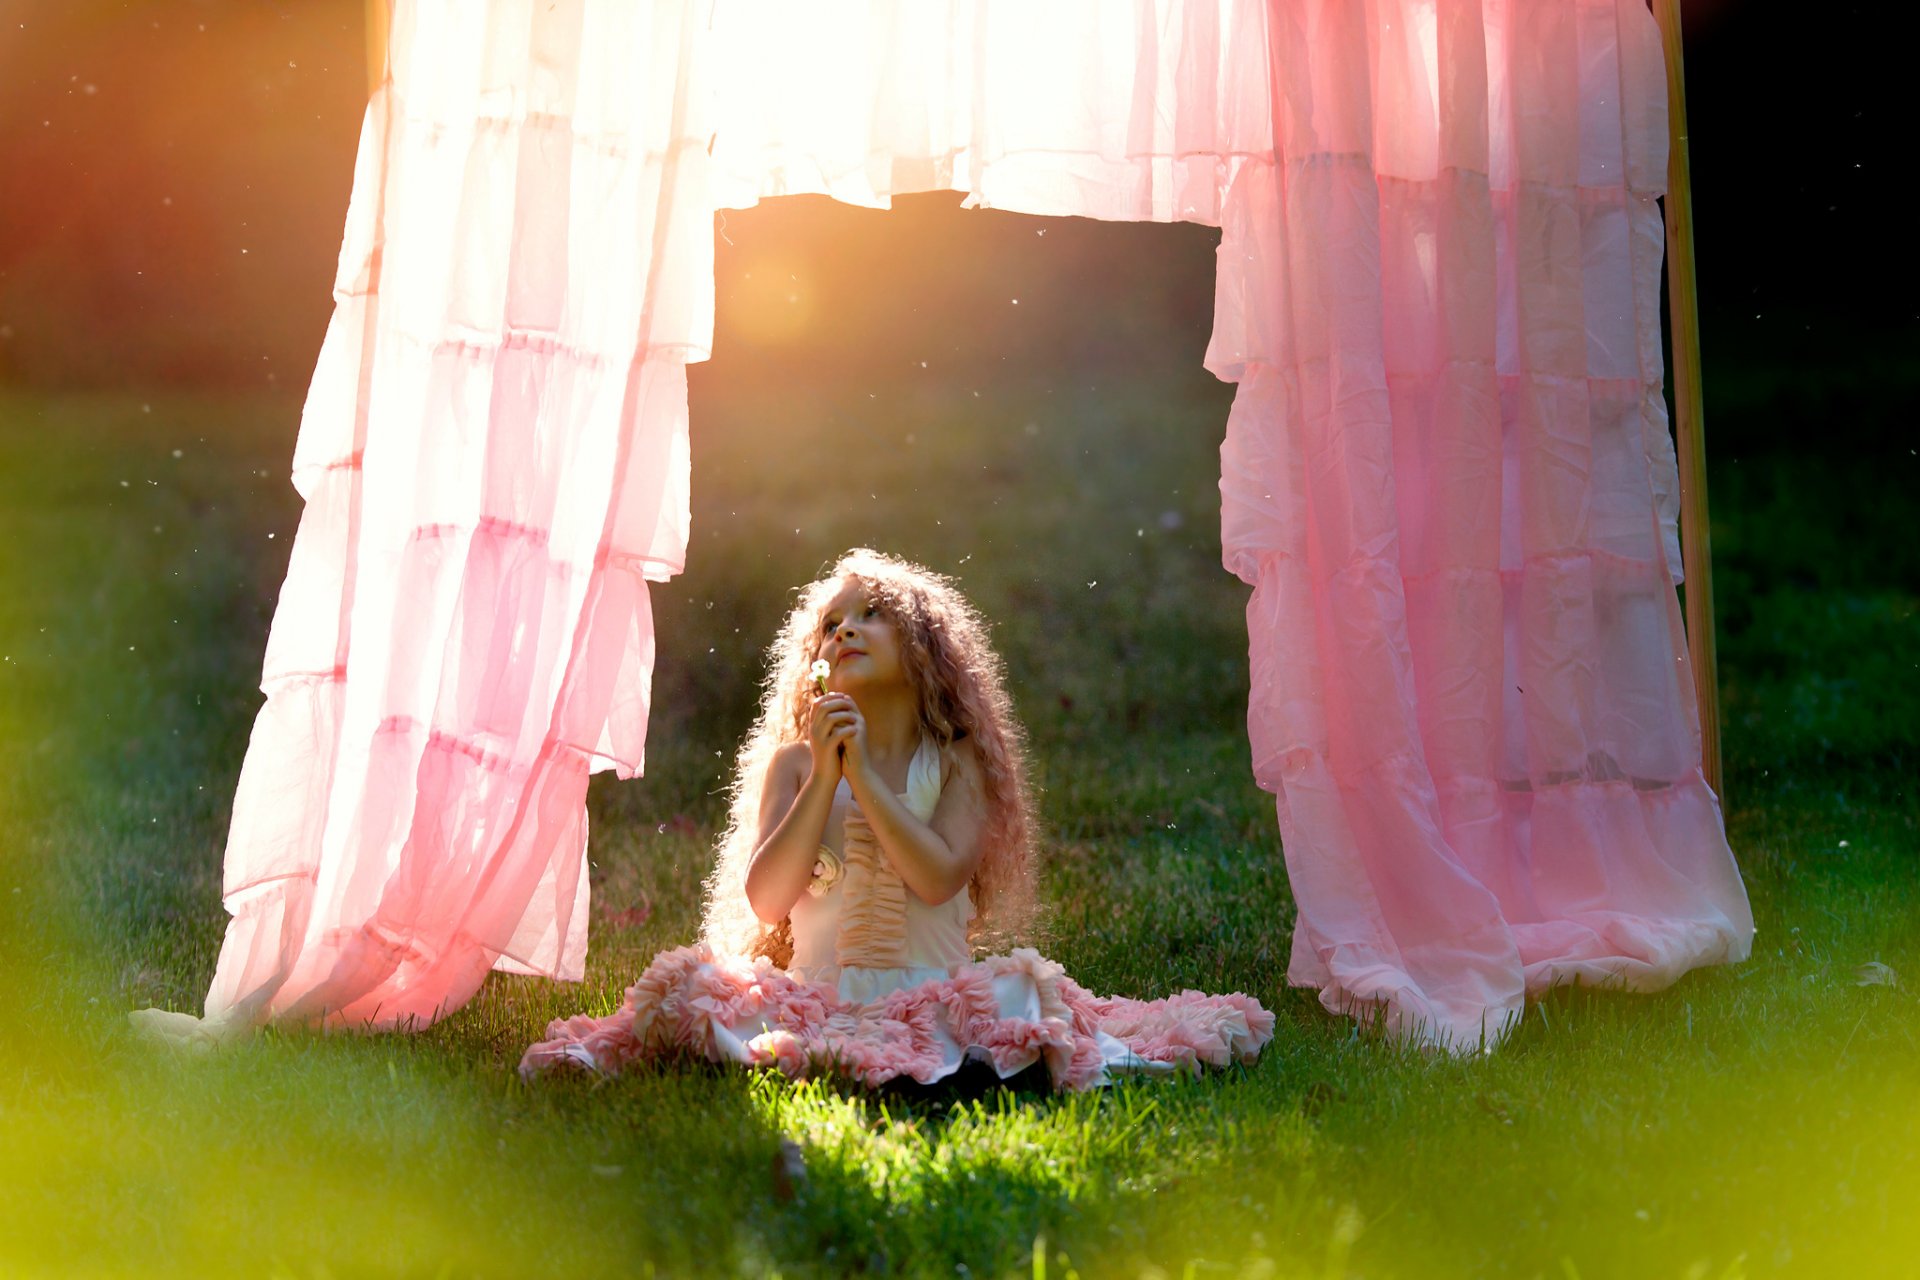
[788,736,974,997]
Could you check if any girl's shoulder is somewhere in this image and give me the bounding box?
[769,740,811,782]
[939,733,983,791]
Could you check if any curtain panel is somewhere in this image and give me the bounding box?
[1211,0,1750,1045]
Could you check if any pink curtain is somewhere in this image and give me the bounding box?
[140,0,711,1041]
[1212,0,1752,1044]
[145,0,1748,1049]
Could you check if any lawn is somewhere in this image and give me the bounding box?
[1,203,1915,1278]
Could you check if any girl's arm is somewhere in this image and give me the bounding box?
[743,744,838,924]
[843,737,987,906]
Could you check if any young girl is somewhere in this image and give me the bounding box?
[521,550,1273,1090]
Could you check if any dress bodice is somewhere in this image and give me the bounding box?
[523,744,1275,1088]
[787,737,974,997]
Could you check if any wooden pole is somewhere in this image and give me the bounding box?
[365,0,388,97]
[1649,0,1723,803]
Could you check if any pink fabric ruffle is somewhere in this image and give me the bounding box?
[1087,988,1275,1071]
[520,945,1273,1092]
[834,808,910,969]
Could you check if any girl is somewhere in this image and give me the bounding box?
[521,550,1272,1090]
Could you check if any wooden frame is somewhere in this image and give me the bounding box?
[1650,0,1724,803]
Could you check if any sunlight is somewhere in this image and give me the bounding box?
[723,253,817,348]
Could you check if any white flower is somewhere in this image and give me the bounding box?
[810,658,831,694]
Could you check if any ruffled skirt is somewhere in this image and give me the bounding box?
[520,946,1274,1091]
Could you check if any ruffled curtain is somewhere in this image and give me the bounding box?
[150,0,1748,1048]
[142,0,710,1040]
[1212,0,1751,1044]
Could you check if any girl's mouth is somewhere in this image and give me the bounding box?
[835,649,865,665]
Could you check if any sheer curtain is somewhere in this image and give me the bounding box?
[142,0,1747,1049]
[138,0,710,1040]
[1212,0,1750,1044]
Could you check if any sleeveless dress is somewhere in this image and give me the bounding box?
[520,740,1274,1090]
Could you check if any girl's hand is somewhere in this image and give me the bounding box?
[828,696,869,777]
[808,693,859,781]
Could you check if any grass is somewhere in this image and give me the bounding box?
[2,207,1917,1277]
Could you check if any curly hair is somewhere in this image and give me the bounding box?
[698,549,1039,966]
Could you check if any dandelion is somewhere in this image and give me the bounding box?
[810,658,831,695]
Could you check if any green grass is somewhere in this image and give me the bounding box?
[2,285,1917,1277]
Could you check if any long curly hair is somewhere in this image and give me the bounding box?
[699,549,1038,966]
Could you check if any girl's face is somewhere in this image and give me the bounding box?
[815,580,905,694]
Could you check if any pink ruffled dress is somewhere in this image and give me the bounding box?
[521,740,1274,1090]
